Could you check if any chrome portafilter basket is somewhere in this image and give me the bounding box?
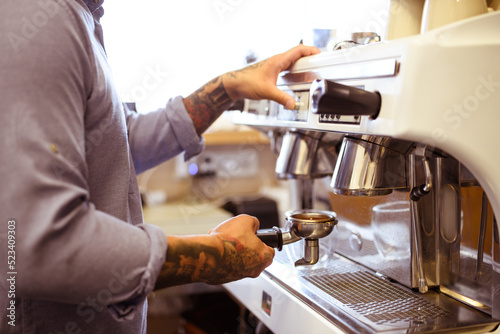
[256,209,337,266]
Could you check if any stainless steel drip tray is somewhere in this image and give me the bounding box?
[265,249,498,333]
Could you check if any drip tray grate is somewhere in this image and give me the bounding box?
[303,271,449,325]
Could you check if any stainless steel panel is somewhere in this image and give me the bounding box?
[261,250,498,333]
[331,137,408,196]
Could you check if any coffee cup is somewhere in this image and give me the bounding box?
[386,0,426,40]
[489,0,500,10]
[421,0,488,33]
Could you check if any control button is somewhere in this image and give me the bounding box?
[293,100,304,111]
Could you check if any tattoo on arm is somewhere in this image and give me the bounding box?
[183,76,233,135]
[183,59,268,135]
[154,237,221,289]
[154,235,272,289]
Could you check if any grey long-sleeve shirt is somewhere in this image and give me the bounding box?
[0,0,204,333]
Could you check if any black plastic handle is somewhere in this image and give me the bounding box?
[256,226,283,251]
[310,79,381,119]
[410,185,430,201]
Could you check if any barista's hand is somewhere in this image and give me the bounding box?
[222,44,321,109]
[183,44,320,135]
[208,214,275,284]
[154,215,274,289]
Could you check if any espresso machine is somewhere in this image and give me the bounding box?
[224,10,500,334]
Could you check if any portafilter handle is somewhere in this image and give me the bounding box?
[256,226,283,250]
[256,226,301,252]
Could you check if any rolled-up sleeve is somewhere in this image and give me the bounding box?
[126,96,205,174]
[164,96,206,161]
[106,223,167,320]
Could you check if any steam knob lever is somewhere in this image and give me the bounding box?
[310,79,381,119]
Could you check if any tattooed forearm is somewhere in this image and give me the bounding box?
[183,76,234,135]
[154,236,221,289]
[183,59,269,135]
[215,236,273,283]
[154,235,272,290]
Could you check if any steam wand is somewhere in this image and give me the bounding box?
[476,191,488,281]
[410,157,432,293]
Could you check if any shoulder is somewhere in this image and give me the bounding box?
[0,0,97,99]
[1,0,95,53]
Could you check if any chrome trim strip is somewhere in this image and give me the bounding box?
[278,58,399,85]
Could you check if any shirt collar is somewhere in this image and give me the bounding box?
[82,0,104,13]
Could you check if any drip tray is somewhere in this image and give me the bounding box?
[304,271,449,326]
[266,249,498,333]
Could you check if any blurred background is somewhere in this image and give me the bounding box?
[101,0,389,113]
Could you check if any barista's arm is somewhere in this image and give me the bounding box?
[154,215,274,289]
[183,44,320,135]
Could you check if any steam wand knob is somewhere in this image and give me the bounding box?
[410,184,430,201]
[410,158,433,201]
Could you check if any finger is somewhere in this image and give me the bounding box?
[265,45,320,108]
[278,45,321,70]
[266,87,296,110]
[268,247,276,257]
[236,214,260,232]
[250,215,260,232]
[287,44,321,57]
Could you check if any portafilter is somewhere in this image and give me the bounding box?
[256,209,337,266]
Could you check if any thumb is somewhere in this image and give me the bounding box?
[269,88,295,110]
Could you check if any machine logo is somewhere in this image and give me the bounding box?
[261,291,272,316]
